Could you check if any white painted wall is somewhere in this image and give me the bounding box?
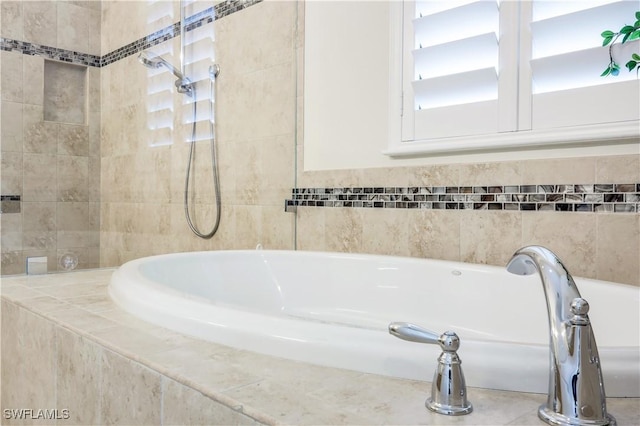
[303,1,639,171]
[303,1,391,170]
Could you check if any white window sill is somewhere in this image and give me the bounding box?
[384,120,640,158]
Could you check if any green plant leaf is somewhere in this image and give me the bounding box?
[601,62,620,77]
[599,12,640,77]
[621,25,635,34]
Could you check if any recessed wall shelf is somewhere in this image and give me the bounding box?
[44,60,87,124]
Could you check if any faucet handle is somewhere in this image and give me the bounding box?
[388,322,440,344]
[388,322,473,416]
[570,297,591,325]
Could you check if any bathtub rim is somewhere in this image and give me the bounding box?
[109,249,640,397]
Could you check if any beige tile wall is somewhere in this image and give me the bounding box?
[98,0,639,286]
[295,155,640,286]
[101,0,175,56]
[99,0,298,266]
[0,298,263,425]
[0,0,101,275]
[290,2,639,286]
[1,1,101,56]
[2,0,635,286]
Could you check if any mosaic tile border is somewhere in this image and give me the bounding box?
[287,183,640,213]
[0,38,101,66]
[0,0,262,67]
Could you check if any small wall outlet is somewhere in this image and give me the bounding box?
[26,256,48,275]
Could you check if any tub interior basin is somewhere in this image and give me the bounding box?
[110,250,640,397]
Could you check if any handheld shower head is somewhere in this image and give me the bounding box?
[138,51,185,80]
[138,51,193,95]
[138,51,164,69]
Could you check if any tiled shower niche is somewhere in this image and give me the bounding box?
[44,60,87,124]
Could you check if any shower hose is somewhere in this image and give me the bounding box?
[184,71,221,239]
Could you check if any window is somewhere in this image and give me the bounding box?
[144,1,177,147]
[143,0,216,147]
[387,0,640,156]
[182,0,217,144]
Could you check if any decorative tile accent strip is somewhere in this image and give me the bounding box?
[0,0,262,68]
[102,0,262,66]
[215,0,263,19]
[287,183,640,213]
[100,22,180,67]
[0,38,101,67]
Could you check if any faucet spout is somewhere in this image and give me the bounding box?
[507,246,615,426]
[507,246,582,338]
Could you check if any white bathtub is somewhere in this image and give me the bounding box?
[109,250,640,397]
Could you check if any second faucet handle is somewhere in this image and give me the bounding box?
[389,322,473,416]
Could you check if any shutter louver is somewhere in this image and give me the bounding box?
[412,1,499,110]
[530,0,640,129]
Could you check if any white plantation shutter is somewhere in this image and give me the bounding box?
[392,0,640,155]
[530,0,640,129]
[182,0,217,143]
[412,1,499,109]
[404,0,504,140]
[144,1,177,146]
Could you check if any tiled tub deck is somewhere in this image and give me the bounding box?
[1,269,638,425]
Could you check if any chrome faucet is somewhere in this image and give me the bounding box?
[388,322,472,416]
[507,246,616,426]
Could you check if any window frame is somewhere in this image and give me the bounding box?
[385,0,640,158]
